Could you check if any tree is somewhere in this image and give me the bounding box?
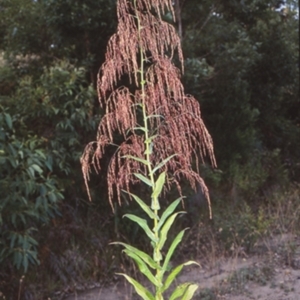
[180,0,299,182]
[0,0,116,81]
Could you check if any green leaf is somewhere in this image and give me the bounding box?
[45,159,53,171]
[4,113,12,129]
[35,150,46,159]
[158,212,185,250]
[48,193,57,203]
[27,236,38,246]
[8,143,17,156]
[111,242,159,269]
[27,250,39,265]
[181,283,198,300]
[132,127,146,132]
[169,283,189,300]
[14,251,23,270]
[162,229,186,274]
[39,185,47,196]
[133,173,152,187]
[151,171,166,200]
[116,273,155,300]
[23,253,29,272]
[8,156,17,168]
[29,140,36,150]
[156,198,182,233]
[123,155,148,166]
[18,150,24,159]
[151,154,177,175]
[31,164,43,174]
[10,232,17,248]
[162,261,199,292]
[11,213,16,226]
[20,213,26,225]
[123,191,156,220]
[123,249,160,287]
[124,214,157,242]
[27,166,34,178]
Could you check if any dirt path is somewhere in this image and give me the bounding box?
[63,234,300,300]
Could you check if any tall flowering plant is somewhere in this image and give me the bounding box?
[81,0,216,299]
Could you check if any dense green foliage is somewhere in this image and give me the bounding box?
[0,61,99,293]
[0,107,63,271]
[182,0,299,173]
[0,0,298,298]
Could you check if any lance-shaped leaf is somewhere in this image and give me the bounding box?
[134,173,152,187]
[158,211,185,250]
[161,229,186,276]
[181,283,198,300]
[117,273,155,300]
[111,242,159,269]
[169,282,198,300]
[155,198,182,232]
[123,249,161,287]
[123,214,157,243]
[151,154,177,175]
[123,155,148,166]
[132,126,146,132]
[169,283,189,300]
[4,113,12,129]
[123,191,157,220]
[151,171,166,199]
[162,261,199,292]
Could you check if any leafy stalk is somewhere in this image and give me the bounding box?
[82,0,216,299]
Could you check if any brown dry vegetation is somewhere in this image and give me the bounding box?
[81,0,216,213]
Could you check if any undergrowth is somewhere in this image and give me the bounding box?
[2,182,299,299]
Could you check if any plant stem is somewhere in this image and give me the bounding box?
[133,1,162,298]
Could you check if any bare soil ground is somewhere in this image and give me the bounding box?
[63,234,300,300]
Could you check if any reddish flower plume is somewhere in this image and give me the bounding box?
[81,0,216,214]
